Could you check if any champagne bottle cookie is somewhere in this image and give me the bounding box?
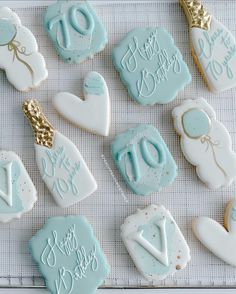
[22,99,97,208]
[0,151,37,222]
[180,0,236,93]
[0,7,48,91]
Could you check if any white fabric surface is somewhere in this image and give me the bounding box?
[0,0,236,288]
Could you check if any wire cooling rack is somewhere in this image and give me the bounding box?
[0,0,236,288]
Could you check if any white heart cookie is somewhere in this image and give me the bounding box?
[193,199,236,266]
[53,72,110,136]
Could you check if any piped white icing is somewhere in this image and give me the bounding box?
[172,98,236,189]
[0,7,48,91]
[193,199,236,266]
[53,72,110,136]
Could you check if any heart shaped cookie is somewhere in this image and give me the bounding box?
[193,199,236,266]
[53,72,110,136]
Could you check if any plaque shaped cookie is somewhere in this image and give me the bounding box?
[29,216,110,294]
[180,0,236,93]
[121,205,191,281]
[172,98,236,189]
[112,28,191,105]
[193,199,236,266]
[0,151,37,222]
[53,72,110,136]
[44,0,108,63]
[111,124,177,195]
[22,99,97,208]
[0,7,48,91]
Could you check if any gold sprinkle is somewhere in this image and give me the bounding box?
[176,265,182,270]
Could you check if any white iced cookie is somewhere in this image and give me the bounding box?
[0,151,37,223]
[121,205,190,281]
[193,199,236,266]
[22,99,97,208]
[53,72,110,136]
[0,7,48,91]
[172,98,236,189]
[180,0,236,93]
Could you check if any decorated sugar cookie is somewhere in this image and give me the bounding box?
[44,1,108,63]
[0,151,37,223]
[22,99,97,208]
[193,199,236,266]
[172,98,236,189]
[111,124,177,195]
[29,216,110,294]
[0,7,48,91]
[121,205,191,281]
[180,0,236,93]
[53,72,110,136]
[112,28,191,105]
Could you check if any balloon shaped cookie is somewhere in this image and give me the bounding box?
[44,1,108,63]
[172,98,236,189]
[0,7,48,91]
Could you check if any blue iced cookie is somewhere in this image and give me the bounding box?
[111,124,177,195]
[29,216,110,294]
[44,1,108,63]
[112,28,191,105]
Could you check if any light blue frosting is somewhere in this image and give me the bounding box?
[231,205,236,221]
[182,109,211,138]
[111,124,177,195]
[29,216,110,294]
[0,19,16,46]
[112,28,192,105]
[84,72,105,95]
[134,216,175,275]
[44,1,108,64]
[0,161,23,213]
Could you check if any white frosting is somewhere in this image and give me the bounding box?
[172,98,236,189]
[35,131,97,208]
[191,17,236,93]
[0,151,37,223]
[0,7,48,91]
[53,72,110,136]
[193,199,236,266]
[121,204,191,281]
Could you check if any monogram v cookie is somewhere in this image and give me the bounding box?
[0,151,37,222]
[180,0,236,93]
[22,99,97,208]
[53,72,110,136]
[111,124,177,195]
[121,205,191,281]
[172,98,236,189]
[193,199,236,266]
[44,0,108,63]
[112,27,191,105]
[29,216,110,294]
[0,7,48,91]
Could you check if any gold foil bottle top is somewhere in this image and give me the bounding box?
[179,0,212,31]
[22,99,55,149]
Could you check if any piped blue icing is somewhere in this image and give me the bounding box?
[111,124,177,195]
[182,109,211,138]
[134,216,175,276]
[112,27,192,105]
[29,216,110,294]
[84,72,105,95]
[231,204,236,221]
[0,160,23,213]
[0,19,16,46]
[44,1,108,64]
